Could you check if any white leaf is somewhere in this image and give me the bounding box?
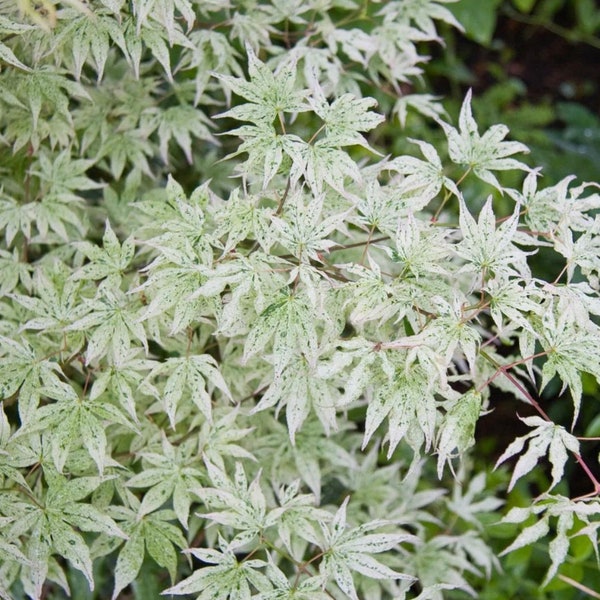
[500,517,549,556]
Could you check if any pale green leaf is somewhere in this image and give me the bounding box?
[310,92,384,149]
[79,410,107,475]
[48,516,94,590]
[440,89,530,191]
[139,479,174,517]
[437,390,482,478]
[112,527,145,600]
[144,520,178,582]
[60,503,126,539]
[50,411,79,474]
[0,40,31,71]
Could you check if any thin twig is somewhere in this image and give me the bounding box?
[558,574,600,599]
[480,350,600,496]
[501,5,600,51]
[431,167,471,223]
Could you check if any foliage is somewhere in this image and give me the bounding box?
[1,1,600,599]
[449,0,600,46]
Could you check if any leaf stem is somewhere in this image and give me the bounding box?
[308,124,326,145]
[478,349,550,419]
[551,262,569,285]
[557,574,600,599]
[359,224,376,265]
[277,111,287,135]
[275,176,292,217]
[480,350,600,496]
[328,235,390,253]
[501,4,600,50]
[431,168,471,223]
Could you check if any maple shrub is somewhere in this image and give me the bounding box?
[2,1,600,599]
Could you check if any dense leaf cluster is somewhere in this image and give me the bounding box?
[1,1,600,598]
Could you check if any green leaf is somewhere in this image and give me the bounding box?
[50,411,79,474]
[319,497,416,599]
[284,139,361,193]
[252,357,338,443]
[79,409,107,475]
[60,503,126,539]
[154,105,215,163]
[243,291,319,377]
[270,191,346,261]
[144,520,178,582]
[215,45,308,124]
[73,220,135,283]
[163,544,269,597]
[456,196,529,279]
[363,366,437,457]
[139,479,174,517]
[198,462,270,549]
[48,515,94,590]
[0,336,37,400]
[0,40,31,71]
[112,526,145,600]
[512,0,537,11]
[437,390,482,478]
[448,0,502,45]
[539,307,600,427]
[150,354,231,427]
[66,13,128,81]
[22,69,90,131]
